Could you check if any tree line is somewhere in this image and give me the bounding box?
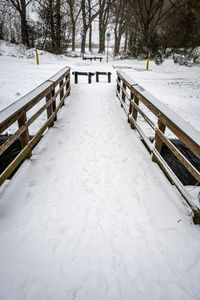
[0,0,200,56]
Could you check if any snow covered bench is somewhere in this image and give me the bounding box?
[93,57,103,62]
[72,71,95,84]
[82,57,93,61]
[96,72,111,82]
[82,56,103,62]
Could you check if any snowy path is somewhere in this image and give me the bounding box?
[0,83,200,300]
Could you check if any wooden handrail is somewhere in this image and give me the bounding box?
[116,70,200,224]
[0,66,71,186]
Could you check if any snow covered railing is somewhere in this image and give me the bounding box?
[116,70,200,224]
[0,66,70,186]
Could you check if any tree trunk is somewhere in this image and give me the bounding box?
[89,24,92,52]
[56,0,61,54]
[99,22,105,52]
[124,29,128,52]
[71,21,76,51]
[114,22,122,56]
[20,0,29,46]
[81,0,87,53]
[49,0,56,52]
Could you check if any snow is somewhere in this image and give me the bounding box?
[132,84,200,146]
[0,83,200,300]
[0,41,200,299]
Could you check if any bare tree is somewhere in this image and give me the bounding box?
[67,0,81,51]
[37,0,70,54]
[6,0,34,45]
[126,0,187,53]
[98,0,112,53]
[81,0,100,52]
[112,0,128,55]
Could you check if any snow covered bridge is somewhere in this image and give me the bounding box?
[0,67,200,299]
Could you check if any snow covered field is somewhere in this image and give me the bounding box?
[0,41,200,300]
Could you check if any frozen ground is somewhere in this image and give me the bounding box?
[0,41,200,299]
[0,83,200,300]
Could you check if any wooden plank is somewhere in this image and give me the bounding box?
[152,148,198,212]
[130,85,200,159]
[0,96,57,156]
[129,115,153,152]
[0,81,53,131]
[117,70,138,88]
[156,129,200,183]
[117,80,130,100]
[0,143,32,186]
[129,99,200,183]
[130,100,155,129]
[154,120,166,153]
[116,89,129,116]
[48,67,70,86]
[0,68,70,135]
[0,125,27,155]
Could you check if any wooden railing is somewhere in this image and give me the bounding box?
[116,70,200,224]
[0,66,70,186]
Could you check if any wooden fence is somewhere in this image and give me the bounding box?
[0,66,70,186]
[116,70,200,224]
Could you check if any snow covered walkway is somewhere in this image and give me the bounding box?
[0,83,200,300]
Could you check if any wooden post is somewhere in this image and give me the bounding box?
[52,88,57,122]
[129,92,134,114]
[132,96,139,121]
[46,92,54,127]
[75,72,78,84]
[66,74,70,95]
[152,119,166,162]
[108,72,111,83]
[117,76,121,94]
[60,79,64,106]
[129,94,139,129]
[17,112,31,158]
[128,92,133,124]
[88,73,92,84]
[122,82,126,103]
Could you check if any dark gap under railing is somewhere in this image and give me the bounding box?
[0,134,43,179]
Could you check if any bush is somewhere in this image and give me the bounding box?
[154,49,165,65]
[172,48,200,66]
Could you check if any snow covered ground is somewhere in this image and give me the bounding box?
[0,82,200,300]
[0,41,200,299]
